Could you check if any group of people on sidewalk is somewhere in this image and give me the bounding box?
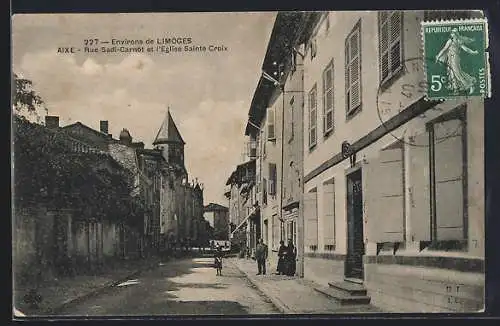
[255,238,296,276]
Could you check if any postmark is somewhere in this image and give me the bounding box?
[376,57,463,147]
[422,18,490,100]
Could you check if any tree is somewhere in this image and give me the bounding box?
[13,73,47,123]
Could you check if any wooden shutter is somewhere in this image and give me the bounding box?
[309,86,317,147]
[267,108,275,140]
[389,12,402,74]
[323,181,335,247]
[346,23,361,114]
[379,11,402,83]
[304,191,318,247]
[409,133,431,241]
[323,61,334,133]
[363,147,405,243]
[434,119,465,240]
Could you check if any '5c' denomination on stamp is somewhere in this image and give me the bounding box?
[422,18,490,100]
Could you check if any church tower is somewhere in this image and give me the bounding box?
[153,108,186,168]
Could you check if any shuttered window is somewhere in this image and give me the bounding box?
[364,145,405,243]
[345,20,362,116]
[323,180,335,250]
[304,190,318,250]
[432,119,465,240]
[267,108,275,140]
[268,163,277,196]
[262,177,267,205]
[408,133,431,241]
[323,60,334,135]
[308,84,318,148]
[378,11,403,85]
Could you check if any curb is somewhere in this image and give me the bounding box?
[45,259,161,315]
[229,259,293,314]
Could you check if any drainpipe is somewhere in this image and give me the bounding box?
[279,64,285,245]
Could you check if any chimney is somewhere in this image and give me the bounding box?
[100,120,109,134]
[45,116,59,129]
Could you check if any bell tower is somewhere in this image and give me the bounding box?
[153,107,186,167]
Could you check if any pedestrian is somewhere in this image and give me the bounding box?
[214,245,224,276]
[255,239,268,275]
[276,240,287,275]
[285,238,297,276]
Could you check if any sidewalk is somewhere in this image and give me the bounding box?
[13,256,162,317]
[229,257,384,314]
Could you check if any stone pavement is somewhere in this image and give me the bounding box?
[13,256,162,317]
[229,257,384,314]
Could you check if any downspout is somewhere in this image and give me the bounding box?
[279,76,285,243]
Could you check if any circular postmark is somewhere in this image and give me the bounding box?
[376,56,466,147]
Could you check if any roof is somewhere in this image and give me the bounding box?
[204,203,228,212]
[245,11,321,135]
[153,108,185,145]
[62,121,110,140]
[225,159,256,185]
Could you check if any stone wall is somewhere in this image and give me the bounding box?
[365,263,484,312]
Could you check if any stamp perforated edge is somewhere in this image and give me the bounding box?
[420,17,491,101]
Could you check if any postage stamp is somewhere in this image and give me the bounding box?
[421,18,490,100]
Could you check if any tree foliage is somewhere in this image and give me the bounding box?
[13,73,47,122]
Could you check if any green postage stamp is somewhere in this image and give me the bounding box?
[422,18,490,100]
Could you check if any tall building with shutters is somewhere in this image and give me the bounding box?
[244,12,312,272]
[300,10,484,312]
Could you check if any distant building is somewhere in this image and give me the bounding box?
[204,203,229,240]
[225,159,258,252]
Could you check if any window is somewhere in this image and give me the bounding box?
[308,84,318,148]
[430,117,467,244]
[247,140,257,159]
[345,20,362,117]
[378,11,403,86]
[325,14,330,33]
[268,163,277,197]
[267,108,275,140]
[289,96,295,141]
[310,38,317,60]
[304,188,318,251]
[323,60,334,135]
[364,142,405,243]
[291,51,297,75]
[262,177,267,205]
[323,180,335,250]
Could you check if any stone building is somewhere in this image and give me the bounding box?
[203,203,230,241]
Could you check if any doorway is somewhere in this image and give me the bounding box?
[345,168,364,280]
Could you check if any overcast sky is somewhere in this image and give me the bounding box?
[12,12,276,206]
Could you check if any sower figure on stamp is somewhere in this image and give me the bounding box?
[435,28,479,95]
[276,240,287,275]
[255,239,268,275]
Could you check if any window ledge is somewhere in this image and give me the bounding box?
[346,104,362,121]
[308,144,317,153]
[379,65,405,94]
[323,129,334,139]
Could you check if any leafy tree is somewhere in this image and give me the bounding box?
[12,73,47,123]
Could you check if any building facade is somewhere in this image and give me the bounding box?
[238,10,485,312]
[226,160,258,254]
[204,203,230,241]
[299,10,484,312]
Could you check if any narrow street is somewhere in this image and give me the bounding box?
[55,257,279,316]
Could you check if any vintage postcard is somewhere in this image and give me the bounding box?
[11,10,487,318]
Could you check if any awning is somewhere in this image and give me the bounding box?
[230,206,260,236]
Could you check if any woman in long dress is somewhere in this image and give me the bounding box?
[435,28,479,95]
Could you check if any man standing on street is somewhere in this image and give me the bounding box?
[255,239,268,275]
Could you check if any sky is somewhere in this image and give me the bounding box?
[12,12,276,206]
